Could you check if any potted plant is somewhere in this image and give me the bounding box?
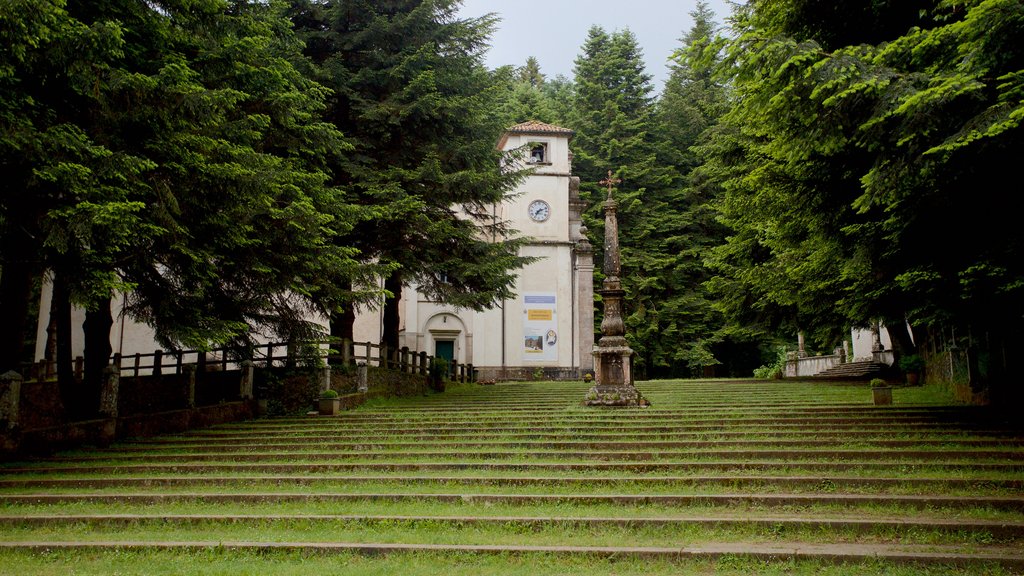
[898,354,925,386]
[318,388,341,415]
[870,378,892,405]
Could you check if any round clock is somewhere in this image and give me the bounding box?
[528,199,551,222]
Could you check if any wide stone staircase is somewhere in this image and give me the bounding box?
[1,379,1023,575]
[812,359,891,380]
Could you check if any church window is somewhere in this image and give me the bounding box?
[528,143,548,164]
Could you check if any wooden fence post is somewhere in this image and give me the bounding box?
[183,364,197,409]
[239,360,254,400]
[153,349,163,377]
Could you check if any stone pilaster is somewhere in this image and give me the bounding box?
[574,227,595,374]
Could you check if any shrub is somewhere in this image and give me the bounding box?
[429,358,449,380]
[753,345,788,379]
[899,354,925,373]
[869,378,887,388]
[320,389,339,399]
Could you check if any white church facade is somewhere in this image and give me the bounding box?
[34,121,596,381]
[353,121,595,380]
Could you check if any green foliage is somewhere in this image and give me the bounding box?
[570,9,745,378]
[752,345,788,379]
[870,378,888,388]
[705,0,1024,363]
[319,388,339,399]
[290,0,534,348]
[0,0,370,362]
[898,354,925,373]
[428,357,449,381]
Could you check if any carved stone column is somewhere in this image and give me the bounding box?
[584,171,648,407]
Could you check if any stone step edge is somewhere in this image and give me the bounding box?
[6,461,1022,475]
[4,492,1022,510]
[35,447,1024,460]
[3,513,1022,536]
[0,541,1021,568]
[28,448,1024,461]
[110,438,1024,450]
[3,475,1019,490]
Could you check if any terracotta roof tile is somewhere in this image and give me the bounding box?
[506,120,575,135]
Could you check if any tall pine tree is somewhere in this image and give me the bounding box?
[290,0,532,353]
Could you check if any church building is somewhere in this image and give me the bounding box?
[354,121,595,380]
[33,121,595,381]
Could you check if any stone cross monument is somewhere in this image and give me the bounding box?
[584,171,649,407]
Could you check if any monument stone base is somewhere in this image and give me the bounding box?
[583,384,649,407]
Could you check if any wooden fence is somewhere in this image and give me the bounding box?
[21,339,475,383]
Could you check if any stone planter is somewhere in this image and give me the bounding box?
[872,386,893,406]
[318,398,341,416]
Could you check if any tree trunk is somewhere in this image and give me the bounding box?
[329,281,356,367]
[885,317,917,355]
[0,258,34,373]
[381,271,402,355]
[83,297,113,416]
[51,272,77,416]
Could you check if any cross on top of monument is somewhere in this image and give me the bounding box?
[599,170,621,199]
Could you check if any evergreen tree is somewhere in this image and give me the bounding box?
[494,61,560,127]
[628,2,746,377]
[290,0,532,353]
[1,1,365,410]
[517,56,545,87]
[706,0,1024,390]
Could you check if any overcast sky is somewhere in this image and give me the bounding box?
[455,0,735,94]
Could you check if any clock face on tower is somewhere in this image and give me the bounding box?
[528,199,551,222]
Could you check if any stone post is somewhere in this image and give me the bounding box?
[0,371,22,430]
[797,332,807,358]
[871,322,884,352]
[871,321,885,363]
[183,364,197,409]
[239,360,254,399]
[419,351,428,375]
[98,365,120,419]
[356,363,368,393]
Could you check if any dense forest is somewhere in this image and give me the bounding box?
[2,0,1021,407]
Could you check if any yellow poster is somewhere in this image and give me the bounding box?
[528,309,552,321]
